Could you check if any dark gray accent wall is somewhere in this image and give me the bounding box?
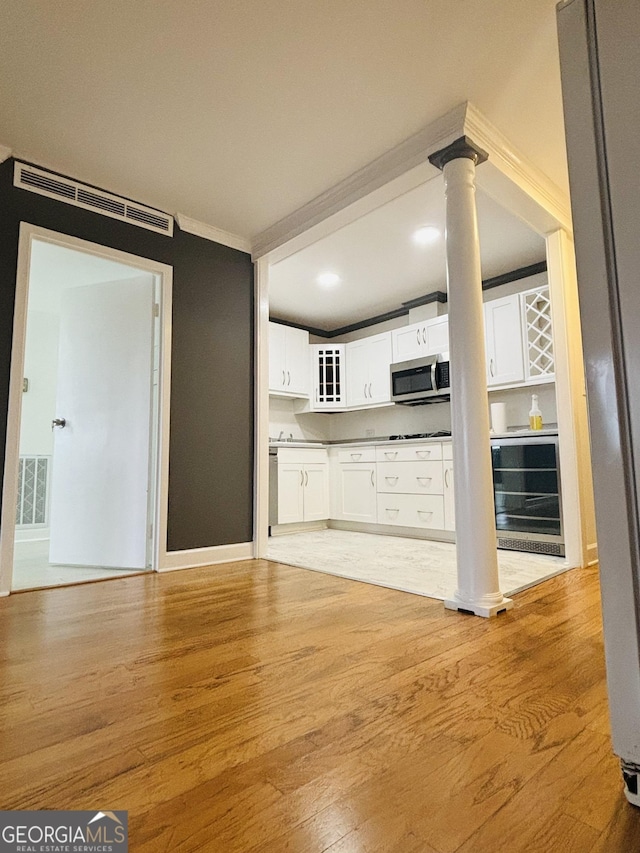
[0,158,254,551]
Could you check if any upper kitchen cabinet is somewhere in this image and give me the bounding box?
[484,295,525,387]
[521,286,555,384]
[346,331,393,407]
[483,285,554,389]
[269,322,310,398]
[310,343,347,410]
[391,315,449,363]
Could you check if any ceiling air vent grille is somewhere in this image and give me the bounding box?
[13,162,174,236]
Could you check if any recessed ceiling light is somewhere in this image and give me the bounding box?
[317,272,341,287]
[413,226,441,246]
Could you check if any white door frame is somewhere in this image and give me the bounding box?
[252,101,595,570]
[0,223,173,594]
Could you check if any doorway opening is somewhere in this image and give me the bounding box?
[0,226,172,592]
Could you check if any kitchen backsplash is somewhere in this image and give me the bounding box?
[269,382,558,442]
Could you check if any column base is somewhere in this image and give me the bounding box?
[444,596,514,618]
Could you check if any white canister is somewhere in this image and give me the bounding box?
[490,402,508,435]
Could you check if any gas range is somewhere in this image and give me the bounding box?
[388,431,452,440]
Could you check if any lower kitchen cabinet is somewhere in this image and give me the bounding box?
[443,442,455,531]
[272,448,329,525]
[331,446,377,522]
[376,493,445,529]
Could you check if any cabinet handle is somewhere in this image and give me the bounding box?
[368,382,372,398]
[416,450,430,458]
[384,451,397,460]
[351,453,362,461]
[417,510,433,518]
[386,508,400,515]
[422,328,427,344]
[282,370,286,385]
[287,371,291,386]
[489,358,495,377]
[300,470,304,486]
[385,476,399,485]
[363,382,368,398]
[416,328,421,345]
[416,477,432,484]
[371,470,375,487]
[444,468,450,488]
[305,470,308,486]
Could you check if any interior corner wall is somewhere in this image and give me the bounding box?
[0,158,254,551]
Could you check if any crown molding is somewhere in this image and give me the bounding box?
[175,213,251,254]
[252,103,468,260]
[252,101,572,261]
[462,102,572,233]
[0,143,12,165]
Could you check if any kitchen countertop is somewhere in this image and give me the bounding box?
[269,428,559,451]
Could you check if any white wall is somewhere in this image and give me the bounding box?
[488,384,557,431]
[269,397,331,441]
[328,401,451,441]
[19,309,60,457]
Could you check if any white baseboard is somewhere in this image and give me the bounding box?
[270,521,328,537]
[158,541,253,572]
[14,528,49,543]
[587,542,599,566]
[328,519,456,543]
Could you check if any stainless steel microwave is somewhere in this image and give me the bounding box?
[390,354,450,405]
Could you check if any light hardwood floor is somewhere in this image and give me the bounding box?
[1,560,639,851]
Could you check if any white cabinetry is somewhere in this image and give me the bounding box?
[269,322,309,397]
[346,332,392,407]
[522,286,555,383]
[375,443,446,531]
[331,447,377,523]
[443,442,455,531]
[310,344,346,410]
[273,447,328,524]
[483,286,554,389]
[391,316,449,362]
[484,295,525,387]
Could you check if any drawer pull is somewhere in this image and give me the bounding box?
[417,510,433,518]
[385,476,399,485]
[385,508,400,515]
[416,477,432,484]
[351,453,362,461]
[384,451,398,460]
[416,450,431,458]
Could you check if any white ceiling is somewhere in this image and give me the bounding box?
[0,0,568,241]
[269,176,546,328]
[28,241,153,315]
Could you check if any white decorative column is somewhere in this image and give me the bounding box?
[429,138,513,617]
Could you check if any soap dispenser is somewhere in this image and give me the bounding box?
[529,394,543,431]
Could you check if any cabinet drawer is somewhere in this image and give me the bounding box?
[376,443,442,463]
[377,461,443,494]
[337,447,376,463]
[277,447,328,464]
[376,494,444,529]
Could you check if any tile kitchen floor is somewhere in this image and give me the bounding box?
[266,528,570,600]
[11,539,145,591]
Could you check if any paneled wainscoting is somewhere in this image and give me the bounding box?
[0,559,637,851]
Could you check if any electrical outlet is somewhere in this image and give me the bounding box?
[365,428,375,437]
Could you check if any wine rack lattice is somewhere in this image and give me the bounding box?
[524,288,554,379]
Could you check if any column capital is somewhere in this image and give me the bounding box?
[428,135,489,170]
